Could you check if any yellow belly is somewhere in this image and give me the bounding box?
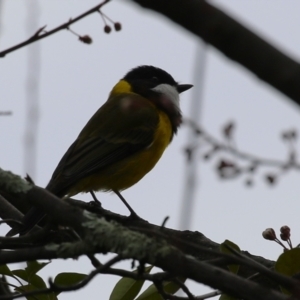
[67,110,172,195]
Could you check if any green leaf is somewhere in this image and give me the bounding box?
[54,272,87,286]
[0,264,13,277]
[12,269,28,282]
[54,272,87,295]
[28,274,47,288]
[275,248,300,294]
[275,248,300,276]
[220,240,240,274]
[0,265,24,287]
[11,263,77,300]
[12,269,46,288]
[26,261,50,276]
[136,278,186,300]
[109,266,153,300]
[12,261,49,288]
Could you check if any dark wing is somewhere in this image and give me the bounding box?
[46,93,159,196]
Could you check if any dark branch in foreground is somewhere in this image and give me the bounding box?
[0,169,299,300]
[132,0,300,106]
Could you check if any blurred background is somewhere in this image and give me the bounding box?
[1,0,300,298]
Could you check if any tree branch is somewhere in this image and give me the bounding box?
[131,0,300,106]
[0,214,293,300]
[0,169,298,299]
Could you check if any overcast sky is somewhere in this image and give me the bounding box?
[1,1,300,299]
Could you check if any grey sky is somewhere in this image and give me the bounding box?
[1,1,300,298]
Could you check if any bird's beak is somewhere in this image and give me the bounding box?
[177,84,193,94]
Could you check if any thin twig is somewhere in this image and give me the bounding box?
[173,278,195,300]
[153,281,171,300]
[221,244,299,291]
[49,255,121,292]
[0,0,110,58]
[0,255,120,300]
[184,119,300,170]
[195,289,221,300]
[161,216,169,229]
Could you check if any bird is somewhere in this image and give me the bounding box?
[14,65,193,235]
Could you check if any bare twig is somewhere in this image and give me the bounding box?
[195,290,221,300]
[49,255,121,292]
[173,278,195,300]
[0,0,110,58]
[185,119,300,171]
[153,280,196,300]
[161,216,169,229]
[183,119,300,188]
[0,256,119,300]
[153,281,173,300]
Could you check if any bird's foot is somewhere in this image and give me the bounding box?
[113,190,142,221]
[89,190,102,206]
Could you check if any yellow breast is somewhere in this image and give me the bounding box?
[68,109,173,195]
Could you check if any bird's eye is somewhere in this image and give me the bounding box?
[152,76,159,82]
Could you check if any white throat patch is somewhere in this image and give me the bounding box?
[151,84,181,112]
